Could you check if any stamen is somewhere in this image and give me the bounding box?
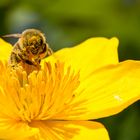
[0,61,81,122]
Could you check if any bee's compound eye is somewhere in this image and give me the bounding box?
[37,37,43,45]
[40,38,43,44]
[42,43,47,51]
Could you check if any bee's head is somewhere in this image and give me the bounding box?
[21,29,47,55]
[2,29,48,58]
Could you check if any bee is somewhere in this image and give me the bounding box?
[3,29,53,71]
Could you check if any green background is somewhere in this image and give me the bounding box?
[0,0,140,139]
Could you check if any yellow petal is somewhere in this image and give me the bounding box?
[43,37,119,80]
[0,120,39,139]
[52,60,140,120]
[30,120,109,140]
[0,38,12,61]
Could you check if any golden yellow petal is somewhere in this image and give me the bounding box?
[30,120,109,140]
[0,120,39,139]
[51,60,140,120]
[0,38,12,61]
[43,37,119,80]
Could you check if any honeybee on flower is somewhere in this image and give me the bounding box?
[3,29,53,71]
[0,33,140,140]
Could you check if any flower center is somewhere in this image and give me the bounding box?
[0,61,80,123]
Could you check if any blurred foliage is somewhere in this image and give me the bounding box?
[0,0,140,139]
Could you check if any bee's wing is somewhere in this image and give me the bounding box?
[2,34,22,38]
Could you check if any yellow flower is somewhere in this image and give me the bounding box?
[0,37,140,140]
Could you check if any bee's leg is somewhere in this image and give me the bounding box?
[24,60,34,65]
[9,51,21,67]
[47,47,53,56]
[40,43,53,59]
[46,43,53,56]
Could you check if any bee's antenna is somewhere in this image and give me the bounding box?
[2,34,22,38]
